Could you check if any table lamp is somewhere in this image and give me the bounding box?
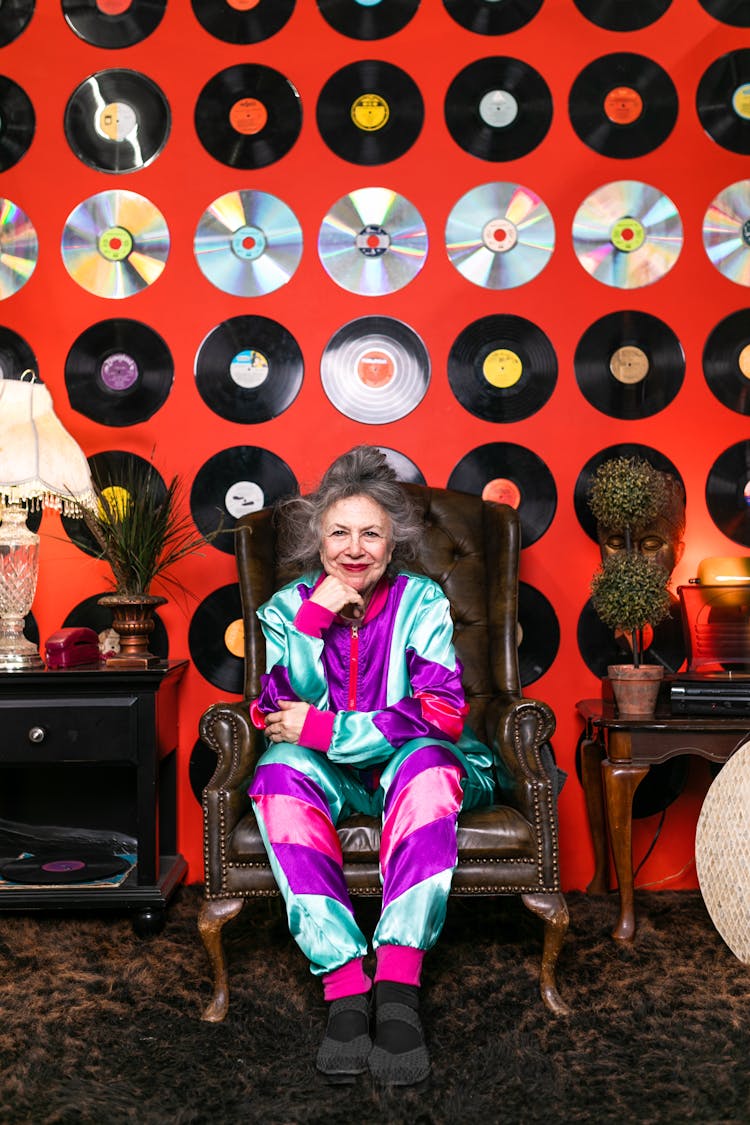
[0,370,96,670]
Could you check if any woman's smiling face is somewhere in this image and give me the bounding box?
[319,494,394,597]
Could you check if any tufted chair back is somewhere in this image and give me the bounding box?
[198,485,570,1023]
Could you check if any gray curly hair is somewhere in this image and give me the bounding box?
[276,446,423,576]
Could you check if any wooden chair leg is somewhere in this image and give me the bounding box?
[198,896,246,1022]
[521,891,571,1017]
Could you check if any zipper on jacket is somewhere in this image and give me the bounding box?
[348,624,359,709]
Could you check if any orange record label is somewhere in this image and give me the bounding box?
[482,477,521,509]
[610,217,645,253]
[230,98,268,136]
[96,0,133,13]
[483,348,523,388]
[228,0,261,9]
[732,84,750,122]
[609,345,649,384]
[603,86,643,126]
[739,344,750,380]
[224,619,246,659]
[351,94,389,132]
[357,349,394,387]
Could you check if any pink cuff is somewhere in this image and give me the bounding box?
[323,958,371,1002]
[294,599,336,637]
[375,945,425,987]
[299,706,335,752]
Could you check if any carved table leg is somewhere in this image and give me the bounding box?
[579,734,609,894]
[198,896,246,1022]
[602,761,649,943]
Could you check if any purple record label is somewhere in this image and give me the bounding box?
[41,859,86,872]
[100,351,139,391]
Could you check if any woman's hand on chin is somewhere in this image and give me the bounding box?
[310,575,365,617]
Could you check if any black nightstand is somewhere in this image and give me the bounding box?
[0,661,188,935]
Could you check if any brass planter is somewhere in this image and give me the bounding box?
[98,593,166,668]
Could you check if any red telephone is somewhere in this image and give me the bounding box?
[45,627,101,669]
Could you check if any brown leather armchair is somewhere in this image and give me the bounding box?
[198,485,570,1021]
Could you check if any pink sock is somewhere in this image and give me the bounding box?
[323,957,371,1002]
[375,945,425,987]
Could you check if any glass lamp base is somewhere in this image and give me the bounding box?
[0,640,44,671]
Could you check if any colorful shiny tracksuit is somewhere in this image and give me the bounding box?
[248,570,495,979]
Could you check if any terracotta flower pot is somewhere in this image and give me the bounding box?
[607,664,664,717]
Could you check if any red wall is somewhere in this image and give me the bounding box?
[4,1,749,890]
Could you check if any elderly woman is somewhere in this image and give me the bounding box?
[248,447,495,1085]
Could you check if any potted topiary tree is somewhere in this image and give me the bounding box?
[588,456,674,715]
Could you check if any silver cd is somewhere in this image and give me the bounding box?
[0,198,37,299]
[321,316,430,424]
[572,180,683,289]
[445,182,554,290]
[61,190,170,298]
[703,179,750,287]
[318,187,428,295]
[193,190,303,297]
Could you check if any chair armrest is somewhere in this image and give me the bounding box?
[199,701,265,803]
[488,697,557,808]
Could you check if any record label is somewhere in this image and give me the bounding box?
[604,87,642,125]
[317,60,423,164]
[447,443,556,547]
[194,315,303,422]
[194,65,301,169]
[194,190,302,297]
[572,181,682,289]
[446,182,554,290]
[483,349,522,389]
[610,345,649,385]
[733,84,750,120]
[318,188,427,295]
[321,316,429,424]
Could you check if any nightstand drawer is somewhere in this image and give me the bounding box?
[0,696,138,762]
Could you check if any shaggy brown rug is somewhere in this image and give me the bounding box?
[0,885,749,1124]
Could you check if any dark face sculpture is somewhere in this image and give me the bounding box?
[597,474,686,578]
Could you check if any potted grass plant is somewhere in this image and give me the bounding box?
[81,460,211,666]
[588,456,673,715]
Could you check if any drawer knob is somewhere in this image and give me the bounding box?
[28,726,46,744]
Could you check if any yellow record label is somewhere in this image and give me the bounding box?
[224,619,245,659]
[99,485,131,523]
[351,94,389,132]
[732,84,750,122]
[610,218,645,253]
[230,98,268,136]
[739,344,750,380]
[609,345,649,384]
[483,348,523,388]
[98,226,133,262]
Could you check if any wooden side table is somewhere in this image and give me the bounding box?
[577,698,750,942]
[0,661,188,934]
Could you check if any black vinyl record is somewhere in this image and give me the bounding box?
[0,76,34,171]
[448,314,557,423]
[191,0,295,42]
[194,64,301,169]
[0,850,130,885]
[189,583,245,694]
[0,324,36,382]
[190,445,298,555]
[447,443,556,547]
[577,595,686,678]
[316,60,424,165]
[64,592,168,660]
[574,444,683,542]
[194,316,303,424]
[61,451,167,557]
[518,581,559,686]
[574,311,684,420]
[65,318,173,427]
[189,738,216,805]
[443,0,543,34]
[318,0,419,39]
[62,0,166,47]
[572,0,671,30]
[0,0,33,46]
[64,69,170,174]
[445,57,552,161]
[569,53,678,158]
[698,0,750,25]
[703,309,750,415]
[378,447,425,483]
[706,440,750,546]
[697,50,750,156]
